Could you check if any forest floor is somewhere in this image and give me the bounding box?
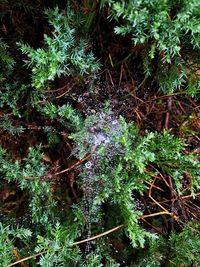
[0,1,200,266]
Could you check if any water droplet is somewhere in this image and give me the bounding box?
[78,96,83,102]
[85,161,93,169]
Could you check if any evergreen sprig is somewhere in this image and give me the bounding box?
[37,102,83,131]
[18,7,100,89]
[103,0,200,94]
[0,40,15,82]
[0,145,56,224]
[72,110,200,249]
[0,223,32,266]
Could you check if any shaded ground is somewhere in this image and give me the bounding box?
[0,1,200,265]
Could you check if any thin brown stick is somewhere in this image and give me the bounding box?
[11,248,29,267]
[5,251,46,267]
[22,148,97,180]
[44,84,68,93]
[55,88,72,99]
[181,192,200,199]
[145,181,165,192]
[140,217,163,234]
[5,225,123,267]
[148,177,177,219]
[164,96,173,129]
[54,147,96,176]
[142,211,175,219]
[73,224,123,245]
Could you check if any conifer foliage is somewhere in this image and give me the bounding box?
[0,1,200,266]
[103,0,200,95]
[19,7,100,89]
